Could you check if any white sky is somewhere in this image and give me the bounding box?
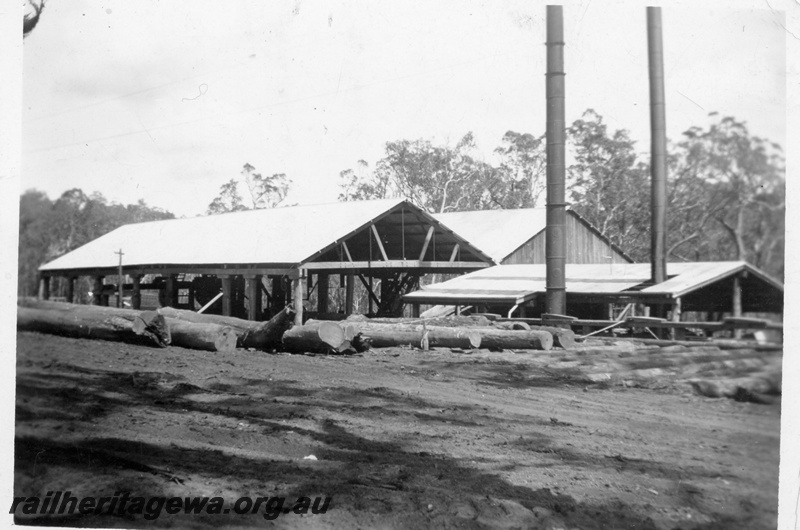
[20,0,791,218]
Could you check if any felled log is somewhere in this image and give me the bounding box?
[345,314,493,328]
[17,300,236,352]
[494,321,575,349]
[590,336,782,352]
[17,305,169,347]
[354,323,482,350]
[358,323,553,351]
[282,320,350,353]
[164,319,237,353]
[472,328,553,351]
[285,320,482,352]
[157,306,294,350]
[133,310,171,346]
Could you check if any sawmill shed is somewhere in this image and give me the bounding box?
[403,261,784,321]
[37,199,493,323]
[432,207,633,265]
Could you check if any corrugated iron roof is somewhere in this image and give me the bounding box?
[40,199,410,271]
[433,209,548,263]
[404,261,783,304]
[640,261,784,297]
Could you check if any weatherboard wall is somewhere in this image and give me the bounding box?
[501,213,631,265]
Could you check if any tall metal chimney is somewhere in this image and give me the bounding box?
[647,6,668,286]
[545,5,567,315]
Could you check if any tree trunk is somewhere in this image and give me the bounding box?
[17,299,236,352]
[470,328,552,351]
[494,321,575,349]
[157,305,294,350]
[165,319,238,353]
[282,320,349,353]
[358,323,482,350]
[316,319,553,351]
[17,305,168,348]
[132,310,171,346]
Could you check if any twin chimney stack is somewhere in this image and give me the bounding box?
[544,6,668,318]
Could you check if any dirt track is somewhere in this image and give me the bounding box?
[14,331,780,529]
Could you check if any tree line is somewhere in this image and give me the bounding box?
[338,110,785,279]
[18,189,175,297]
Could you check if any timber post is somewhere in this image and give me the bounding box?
[412,303,420,318]
[165,274,179,308]
[671,297,683,340]
[292,269,305,326]
[93,276,104,306]
[317,273,329,314]
[66,276,75,303]
[345,271,354,315]
[220,275,233,317]
[271,276,286,315]
[38,275,50,301]
[131,275,142,310]
[732,275,742,338]
[246,275,262,321]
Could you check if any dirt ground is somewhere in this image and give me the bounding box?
[14,331,780,529]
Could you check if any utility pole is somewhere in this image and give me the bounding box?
[115,249,124,308]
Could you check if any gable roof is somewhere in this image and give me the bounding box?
[432,207,632,263]
[39,199,492,273]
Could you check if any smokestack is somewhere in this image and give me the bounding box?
[545,5,567,315]
[647,6,668,285]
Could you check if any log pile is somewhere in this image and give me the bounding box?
[157,306,294,350]
[280,316,563,354]
[17,304,171,348]
[17,299,293,353]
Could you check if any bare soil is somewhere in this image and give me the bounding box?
[14,331,780,529]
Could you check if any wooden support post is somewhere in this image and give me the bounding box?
[271,276,285,313]
[345,271,354,315]
[221,275,233,317]
[371,224,389,261]
[412,303,420,318]
[419,226,434,260]
[455,305,461,316]
[732,276,742,338]
[66,276,75,304]
[732,276,742,317]
[671,297,683,340]
[165,274,179,307]
[293,270,305,326]
[131,275,142,310]
[93,276,104,306]
[368,276,374,315]
[246,275,262,321]
[317,273,329,314]
[38,275,50,301]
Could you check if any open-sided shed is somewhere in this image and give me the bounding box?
[432,207,633,265]
[403,261,783,320]
[38,199,493,322]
